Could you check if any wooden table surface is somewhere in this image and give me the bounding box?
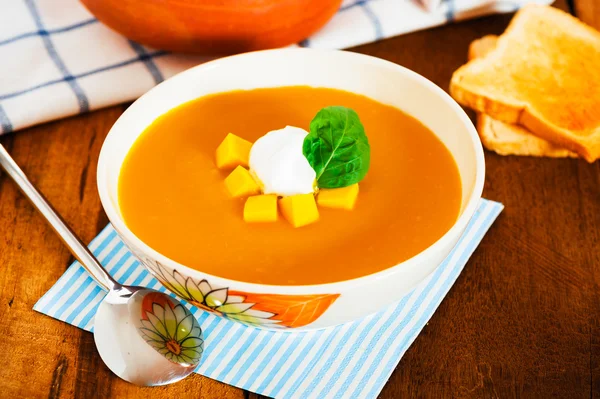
[1,1,599,398]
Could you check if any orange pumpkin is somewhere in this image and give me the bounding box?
[80,0,343,54]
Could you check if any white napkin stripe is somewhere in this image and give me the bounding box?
[23,0,89,112]
[0,18,98,47]
[126,40,165,85]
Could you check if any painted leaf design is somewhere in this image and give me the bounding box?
[230,291,340,328]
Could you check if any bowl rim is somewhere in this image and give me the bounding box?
[97,47,485,294]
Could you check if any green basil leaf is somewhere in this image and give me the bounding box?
[302,106,370,189]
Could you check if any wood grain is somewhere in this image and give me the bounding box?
[575,0,600,28]
[0,0,598,398]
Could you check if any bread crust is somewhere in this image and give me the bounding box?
[477,114,578,157]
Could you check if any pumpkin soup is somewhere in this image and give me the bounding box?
[119,86,462,285]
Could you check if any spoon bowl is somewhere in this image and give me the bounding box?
[95,287,203,385]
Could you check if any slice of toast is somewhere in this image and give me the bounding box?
[477,116,578,157]
[470,35,578,158]
[451,5,600,162]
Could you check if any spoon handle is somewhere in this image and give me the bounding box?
[0,144,116,291]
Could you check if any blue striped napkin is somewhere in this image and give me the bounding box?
[34,199,502,398]
[1,0,552,133]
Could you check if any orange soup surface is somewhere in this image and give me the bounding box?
[119,87,462,285]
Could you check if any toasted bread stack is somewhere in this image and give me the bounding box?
[450,5,600,162]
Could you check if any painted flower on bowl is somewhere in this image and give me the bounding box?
[138,292,204,366]
[142,258,340,329]
[146,261,281,327]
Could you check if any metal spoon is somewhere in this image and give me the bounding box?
[0,144,204,386]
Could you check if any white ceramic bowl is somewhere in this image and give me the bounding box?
[97,48,485,331]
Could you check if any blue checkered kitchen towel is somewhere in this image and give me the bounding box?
[1,0,552,134]
[35,199,503,398]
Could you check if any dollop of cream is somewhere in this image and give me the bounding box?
[249,126,316,197]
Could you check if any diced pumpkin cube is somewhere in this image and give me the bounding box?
[244,195,278,223]
[279,194,319,228]
[224,166,261,198]
[216,133,253,170]
[317,183,359,210]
